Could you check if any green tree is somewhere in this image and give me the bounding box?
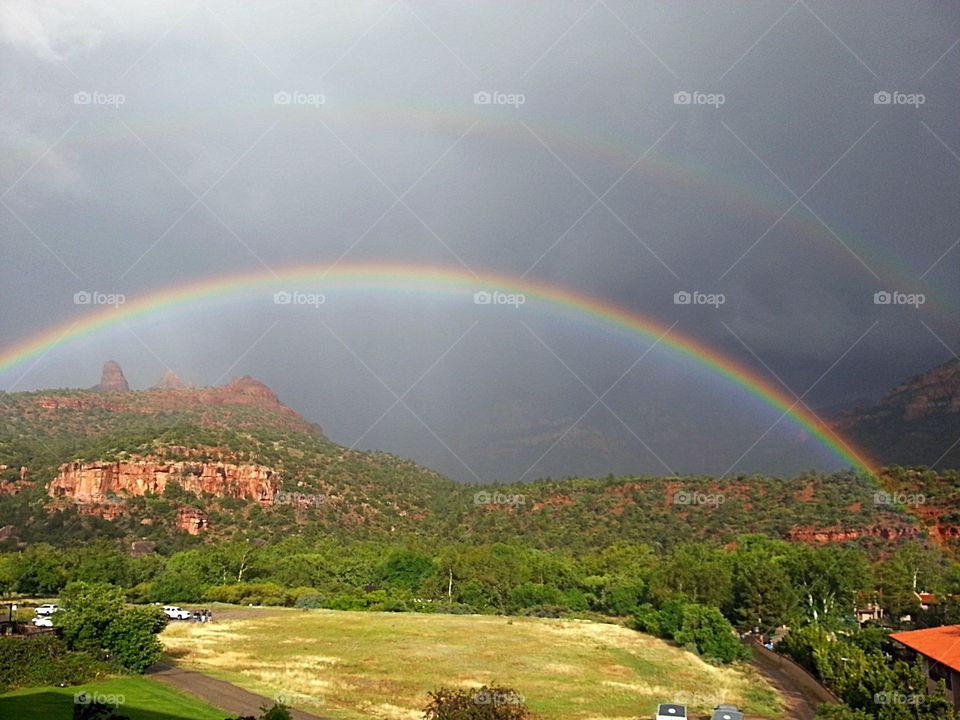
[672,603,749,663]
[55,582,167,673]
[101,605,166,672]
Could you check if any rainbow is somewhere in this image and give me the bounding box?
[0,263,877,475]
[51,103,956,327]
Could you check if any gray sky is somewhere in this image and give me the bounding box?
[2,1,959,481]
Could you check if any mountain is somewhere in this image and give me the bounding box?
[92,360,130,392]
[0,361,950,553]
[834,358,960,470]
[152,370,188,390]
[0,362,453,545]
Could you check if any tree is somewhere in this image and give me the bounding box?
[672,603,749,663]
[648,544,733,611]
[12,543,67,595]
[101,605,165,672]
[381,548,434,591]
[731,537,797,631]
[785,546,870,626]
[56,582,167,673]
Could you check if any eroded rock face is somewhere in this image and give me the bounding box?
[176,507,208,535]
[153,370,188,390]
[49,460,281,504]
[94,360,130,392]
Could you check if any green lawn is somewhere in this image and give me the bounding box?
[0,677,226,720]
[162,607,784,720]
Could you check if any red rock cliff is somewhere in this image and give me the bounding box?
[49,460,281,504]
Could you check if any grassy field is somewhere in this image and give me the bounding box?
[162,607,783,720]
[0,677,226,720]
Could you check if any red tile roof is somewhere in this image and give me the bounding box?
[891,625,960,673]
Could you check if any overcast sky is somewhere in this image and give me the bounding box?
[2,1,959,481]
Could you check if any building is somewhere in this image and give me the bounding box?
[890,625,960,709]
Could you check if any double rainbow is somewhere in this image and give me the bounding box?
[0,263,877,475]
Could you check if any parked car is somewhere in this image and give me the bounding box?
[711,705,744,720]
[162,606,191,620]
[34,603,59,616]
[31,616,53,627]
[656,704,687,719]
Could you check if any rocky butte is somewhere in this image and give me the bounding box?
[93,360,130,392]
[152,370,188,390]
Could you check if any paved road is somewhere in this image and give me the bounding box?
[748,650,820,720]
[148,663,327,720]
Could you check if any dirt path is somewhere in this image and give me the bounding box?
[148,663,327,720]
[748,650,820,720]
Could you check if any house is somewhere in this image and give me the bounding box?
[890,625,960,709]
[915,591,938,611]
[853,593,884,625]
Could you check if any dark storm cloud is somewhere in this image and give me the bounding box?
[1,1,958,480]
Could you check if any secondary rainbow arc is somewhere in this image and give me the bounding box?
[0,263,878,475]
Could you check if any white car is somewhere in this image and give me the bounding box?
[34,603,59,616]
[163,606,192,620]
[31,616,53,627]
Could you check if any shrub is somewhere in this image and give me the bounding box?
[813,705,872,720]
[0,635,110,691]
[203,582,291,607]
[294,592,325,609]
[56,581,168,673]
[73,700,131,720]
[423,685,536,720]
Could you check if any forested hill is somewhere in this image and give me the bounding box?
[0,363,954,553]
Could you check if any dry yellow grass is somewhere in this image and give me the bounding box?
[161,608,783,720]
